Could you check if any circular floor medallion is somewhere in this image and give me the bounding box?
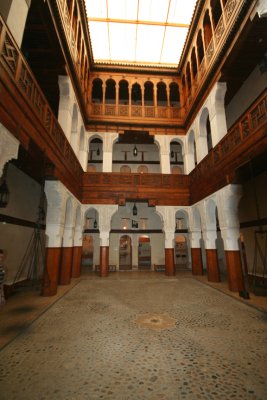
[134,313,176,330]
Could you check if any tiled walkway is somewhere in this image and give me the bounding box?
[0,272,267,399]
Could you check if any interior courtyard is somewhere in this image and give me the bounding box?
[0,0,267,398]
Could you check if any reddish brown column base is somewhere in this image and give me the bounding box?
[225,250,245,292]
[42,247,61,296]
[100,246,109,277]
[59,247,73,285]
[72,246,82,278]
[165,248,175,276]
[206,249,220,282]
[191,248,203,275]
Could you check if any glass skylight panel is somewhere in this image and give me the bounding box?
[161,27,188,64]
[89,21,110,61]
[85,0,198,67]
[86,0,107,19]
[107,0,138,20]
[138,0,170,22]
[136,25,165,63]
[109,23,136,62]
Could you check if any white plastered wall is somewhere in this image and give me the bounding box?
[185,82,228,167]
[58,76,88,171]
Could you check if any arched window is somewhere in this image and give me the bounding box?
[203,10,212,48]
[131,83,142,105]
[210,0,222,29]
[182,75,186,101]
[144,81,154,106]
[105,79,116,104]
[137,165,148,174]
[170,141,184,173]
[171,166,182,175]
[191,48,198,79]
[169,82,180,107]
[120,165,131,173]
[186,62,191,92]
[87,164,96,172]
[207,115,212,151]
[119,80,129,105]
[157,82,167,106]
[92,79,103,103]
[197,30,204,64]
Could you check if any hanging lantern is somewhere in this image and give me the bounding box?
[171,150,174,158]
[133,203,137,216]
[133,145,138,157]
[96,147,100,156]
[0,180,9,208]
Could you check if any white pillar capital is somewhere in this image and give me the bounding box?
[100,231,109,247]
[202,229,217,249]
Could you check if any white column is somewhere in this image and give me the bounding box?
[102,132,118,172]
[155,135,171,174]
[44,181,68,248]
[216,184,242,251]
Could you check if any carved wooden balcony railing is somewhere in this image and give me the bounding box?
[51,0,90,109]
[82,173,190,206]
[0,16,83,197]
[89,103,183,124]
[183,0,248,119]
[190,89,267,203]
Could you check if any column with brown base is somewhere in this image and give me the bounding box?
[165,248,175,276]
[42,247,61,296]
[203,229,220,283]
[72,246,82,278]
[42,180,70,296]
[191,248,203,275]
[99,231,110,277]
[217,185,245,293]
[165,231,175,276]
[100,246,109,277]
[206,249,220,282]
[59,247,73,285]
[225,250,245,292]
[189,230,203,275]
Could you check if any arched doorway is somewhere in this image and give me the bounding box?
[175,236,188,269]
[81,235,94,270]
[119,235,132,270]
[138,236,151,270]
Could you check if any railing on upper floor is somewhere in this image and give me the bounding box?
[82,172,190,205]
[184,0,247,117]
[0,15,83,185]
[54,0,90,105]
[89,103,183,122]
[190,89,267,200]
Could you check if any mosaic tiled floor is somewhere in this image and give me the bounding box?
[0,274,267,399]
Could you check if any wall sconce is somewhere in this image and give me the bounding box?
[133,203,137,216]
[133,145,138,157]
[0,180,9,208]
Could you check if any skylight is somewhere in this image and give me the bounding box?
[85,0,197,68]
